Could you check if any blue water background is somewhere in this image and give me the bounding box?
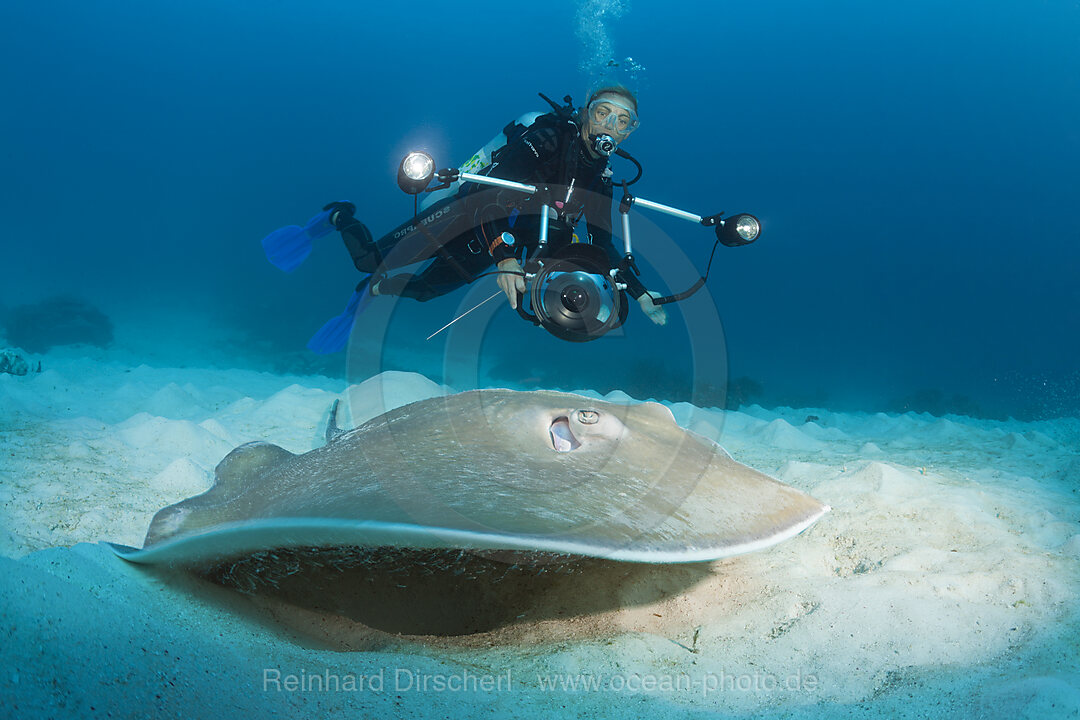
[1,0,1077,419]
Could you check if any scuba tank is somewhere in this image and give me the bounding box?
[419,111,546,211]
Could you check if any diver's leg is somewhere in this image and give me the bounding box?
[341,197,470,275]
[338,218,382,273]
[375,248,492,302]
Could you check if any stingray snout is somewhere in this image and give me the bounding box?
[548,408,624,452]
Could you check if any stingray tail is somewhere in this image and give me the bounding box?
[325,399,345,444]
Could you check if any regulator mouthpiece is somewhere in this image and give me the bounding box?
[591,134,616,157]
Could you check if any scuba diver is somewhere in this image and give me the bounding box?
[322,86,669,326]
[262,86,761,350]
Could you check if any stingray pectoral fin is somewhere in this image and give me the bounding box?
[636,401,677,424]
[141,441,297,547]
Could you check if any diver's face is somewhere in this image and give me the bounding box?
[588,97,637,136]
[581,94,639,153]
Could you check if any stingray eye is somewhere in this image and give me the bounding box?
[577,410,600,425]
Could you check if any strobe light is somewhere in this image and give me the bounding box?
[397,151,436,194]
[717,213,761,247]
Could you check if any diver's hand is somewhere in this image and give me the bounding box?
[638,291,668,325]
[322,201,357,228]
[496,258,526,310]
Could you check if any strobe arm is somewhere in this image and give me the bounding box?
[434,167,538,195]
[616,186,761,306]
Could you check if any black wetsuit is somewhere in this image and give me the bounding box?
[338,112,647,301]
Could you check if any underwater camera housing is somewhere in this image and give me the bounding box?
[516,244,628,343]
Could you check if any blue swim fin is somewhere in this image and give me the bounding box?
[261,209,335,272]
[306,277,374,354]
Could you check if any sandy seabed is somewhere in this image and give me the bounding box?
[1,348,1078,719]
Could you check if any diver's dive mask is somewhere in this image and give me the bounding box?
[586,96,640,138]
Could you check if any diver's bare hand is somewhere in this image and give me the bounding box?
[496,258,526,309]
[638,290,668,325]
